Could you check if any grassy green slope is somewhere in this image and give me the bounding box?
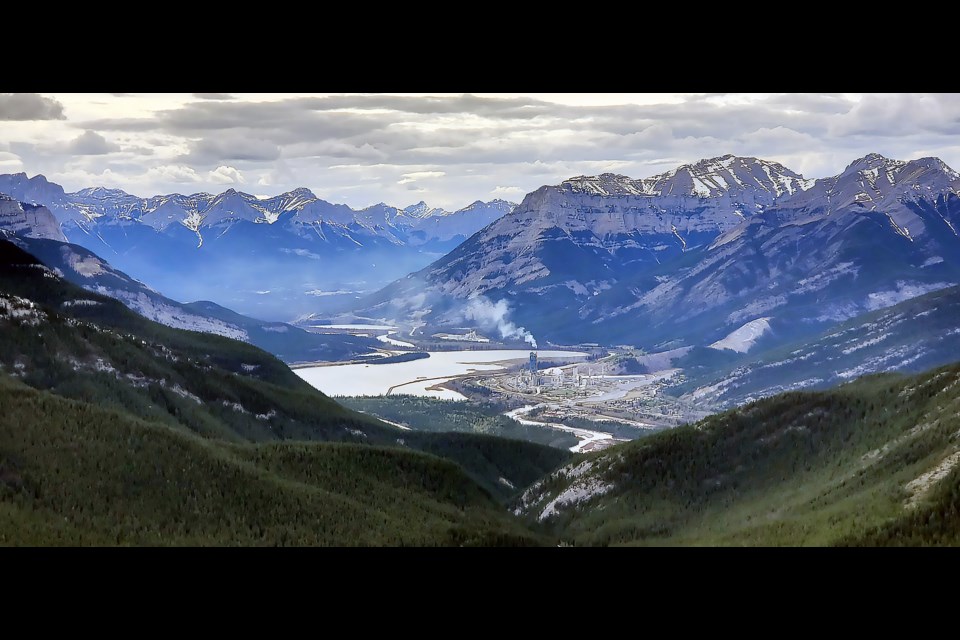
[515,363,960,546]
[0,375,545,546]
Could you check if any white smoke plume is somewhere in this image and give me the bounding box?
[462,295,537,349]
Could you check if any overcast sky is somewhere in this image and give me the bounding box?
[2,93,959,209]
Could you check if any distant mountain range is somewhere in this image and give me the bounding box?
[0,172,514,319]
[358,153,960,355]
[0,195,375,363]
[7,151,960,379]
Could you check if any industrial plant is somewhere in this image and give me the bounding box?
[511,351,609,394]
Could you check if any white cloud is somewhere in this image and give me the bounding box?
[6,93,960,209]
[145,165,201,183]
[208,165,245,184]
[0,151,23,171]
[0,93,65,120]
[491,186,524,197]
[397,170,446,185]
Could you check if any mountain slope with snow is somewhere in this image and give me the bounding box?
[356,153,960,353]
[0,173,515,320]
[13,236,377,363]
[675,284,960,410]
[370,155,804,308]
[0,192,377,363]
[584,153,960,346]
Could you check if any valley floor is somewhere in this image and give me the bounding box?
[296,335,705,453]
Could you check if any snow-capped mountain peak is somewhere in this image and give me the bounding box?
[785,153,960,222]
[73,186,134,200]
[205,188,275,224]
[562,173,652,197]
[562,155,812,202]
[403,201,433,218]
[647,154,813,198]
[287,186,317,199]
[843,152,904,173]
[458,199,516,217]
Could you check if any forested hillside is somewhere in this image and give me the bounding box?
[515,364,960,546]
[0,376,544,546]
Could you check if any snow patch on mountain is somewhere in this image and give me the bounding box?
[905,451,960,509]
[170,384,202,404]
[538,475,614,522]
[61,299,102,308]
[835,345,930,380]
[841,332,890,355]
[727,297,788,324]
[90,288,248,341]
[709,318,772,353]
[61,247,106,277]
[864,282,954,312]
[793,262,859,295]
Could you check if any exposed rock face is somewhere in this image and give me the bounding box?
[0,194,67,242]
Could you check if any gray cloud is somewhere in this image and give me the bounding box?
[67,130,120,155]
[81,117,160,132]
[0,93,65,120]
[161,101,388,142]
[296,93,556,118]
[186,135,282,163]
[11,92,960,210]
[830,93,960,137]
[193,93,235,101]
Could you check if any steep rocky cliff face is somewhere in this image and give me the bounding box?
[0,194,66,242]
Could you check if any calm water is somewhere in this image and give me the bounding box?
[295,349,587,400]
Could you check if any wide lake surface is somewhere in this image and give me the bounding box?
[295,349,587,400]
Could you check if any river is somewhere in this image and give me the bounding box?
[505,404,621,453]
